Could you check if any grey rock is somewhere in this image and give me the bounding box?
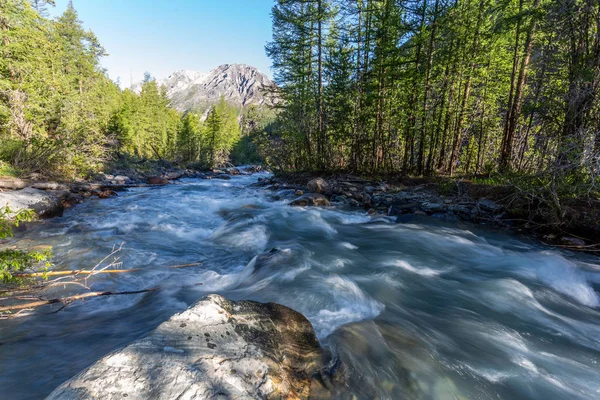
[294,189,304,196]
[392,192,421,205]
[0,187,63,218]
[388,203,419,216]
[165,171,184,180]
[307,178,329,194]
[450,204,475,220]
[46,294,323,400]
[477,198,503,213]
[0,177,27,190]
[31,182,68,191]
[330,195,347,204]
[47,190,71,201]
[421,202,446,214]
[289,193,331,207]
[112,175,130,183]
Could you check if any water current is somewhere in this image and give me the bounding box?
[1,173,600,399]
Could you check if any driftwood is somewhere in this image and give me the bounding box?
[0,241,206,318]
[13,262,203,278]
[0,287,159,313]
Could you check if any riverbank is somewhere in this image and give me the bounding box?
[0,163,264,219]
[260,172,600,252]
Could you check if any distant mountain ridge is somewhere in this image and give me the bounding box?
[132,64,278,112]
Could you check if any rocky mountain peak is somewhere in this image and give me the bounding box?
[131,64,277,113]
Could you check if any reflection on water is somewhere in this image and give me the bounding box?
[1,173,600,399]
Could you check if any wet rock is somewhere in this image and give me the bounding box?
[289,193,331,207]
[62,193,84,208]
[307,178,329,194]
[244,165,263,173]
[388,203,419,216]
[420,202,445,214]
[294,189,304,196]
[97,190,117,199]
[477,198,503,213]
[0,177,27,190]
[212,174,232,180]
[228,168,241,176]
[330,195,347,204]
[46,190,71,201]
[348,199,360,207]
[0,187,63,218]
[367,208,378,216]
[46,294,323,400]
[146,176,170,185]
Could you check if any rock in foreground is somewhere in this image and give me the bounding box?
[46,294,323,400]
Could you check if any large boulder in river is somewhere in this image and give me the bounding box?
[289,193,331,207]
[307,178,329,194]
[46,294,324,400]
[0,187,63,218]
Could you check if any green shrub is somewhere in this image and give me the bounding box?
[0,206,51,285]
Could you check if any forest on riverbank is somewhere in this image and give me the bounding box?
[3,0,598,183]
[1,0,599,229]
[266,0,599,180]
[0,0,272,180]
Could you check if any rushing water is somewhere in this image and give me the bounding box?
[1,173,600,400]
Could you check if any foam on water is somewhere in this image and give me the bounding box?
[386,259,449,277]
[4,172,600,400]
[309,275,385,338]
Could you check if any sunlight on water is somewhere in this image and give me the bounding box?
[1,173,600,400]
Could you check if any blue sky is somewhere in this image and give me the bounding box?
[49,1,274,86]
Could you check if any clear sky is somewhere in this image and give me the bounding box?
[49,1,275,86]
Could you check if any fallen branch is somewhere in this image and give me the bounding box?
[13,262,203,278]
[0,287,159,313]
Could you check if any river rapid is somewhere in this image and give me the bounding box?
[1,173,600,399]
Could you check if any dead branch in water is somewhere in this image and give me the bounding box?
[0,287,159,314]
[13,262,203,278]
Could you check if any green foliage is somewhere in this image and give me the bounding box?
[170,96,242,168]
[265,0,600,192]
[0,0,120,179]
[0,1,269,174]
[0,206,51,285]
[0,161,22,177]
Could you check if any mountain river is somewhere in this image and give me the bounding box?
[1,173,600,399]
